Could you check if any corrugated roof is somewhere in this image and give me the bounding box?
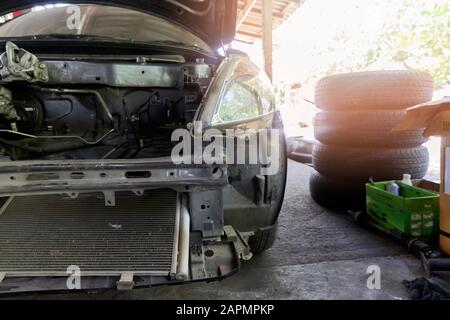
[235,0,305,43]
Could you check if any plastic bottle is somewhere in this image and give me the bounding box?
[387,181,400,196]
[401,174,413,186]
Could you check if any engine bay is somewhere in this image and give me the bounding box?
[0,42,213,161]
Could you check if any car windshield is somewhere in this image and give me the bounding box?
[0,4,211,52]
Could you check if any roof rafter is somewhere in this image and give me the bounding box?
[235,0,305,43]
[236,0,257,29]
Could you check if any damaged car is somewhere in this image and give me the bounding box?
[0,0,287,294]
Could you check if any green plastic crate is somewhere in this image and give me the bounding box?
[366,181,439,238]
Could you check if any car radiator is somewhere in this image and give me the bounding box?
[0,189,179,277]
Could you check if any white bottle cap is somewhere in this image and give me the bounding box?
[403,174,411,179]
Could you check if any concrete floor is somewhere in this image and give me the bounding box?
[21,160,425,300]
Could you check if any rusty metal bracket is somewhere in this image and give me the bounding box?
[103,191,116,207]
[116,272,135,291]
[224,226,253,261]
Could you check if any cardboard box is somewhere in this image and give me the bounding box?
[395,97,450,255]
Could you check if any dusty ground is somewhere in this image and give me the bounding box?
[19,160,424,300]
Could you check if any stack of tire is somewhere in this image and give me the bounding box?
[310,70,434,210]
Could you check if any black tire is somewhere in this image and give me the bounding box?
[314,110,427,148]
[309,171,366,210]
[248,223,278,254]
[312,143,429,181]
[315,70,434,111]
[288,151,312,164]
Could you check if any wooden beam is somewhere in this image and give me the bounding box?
[281,1,296,16]
[241,20,261,28]
[234,37,256,45]
[251,7,284,19]
[236,30,261,38]
[262,0,273,82]
[236,0,257,29]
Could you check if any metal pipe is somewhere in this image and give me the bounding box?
[176,195,191,281]
[0,87,117,149]
[0,128,115,145]
[39,88,115,123]
[170,194,181,277]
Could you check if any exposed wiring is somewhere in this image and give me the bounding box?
[101,141,135,159]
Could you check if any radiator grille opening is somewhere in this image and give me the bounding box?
[0,189,178,277]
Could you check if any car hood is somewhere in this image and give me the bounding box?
[0,0,237,49]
